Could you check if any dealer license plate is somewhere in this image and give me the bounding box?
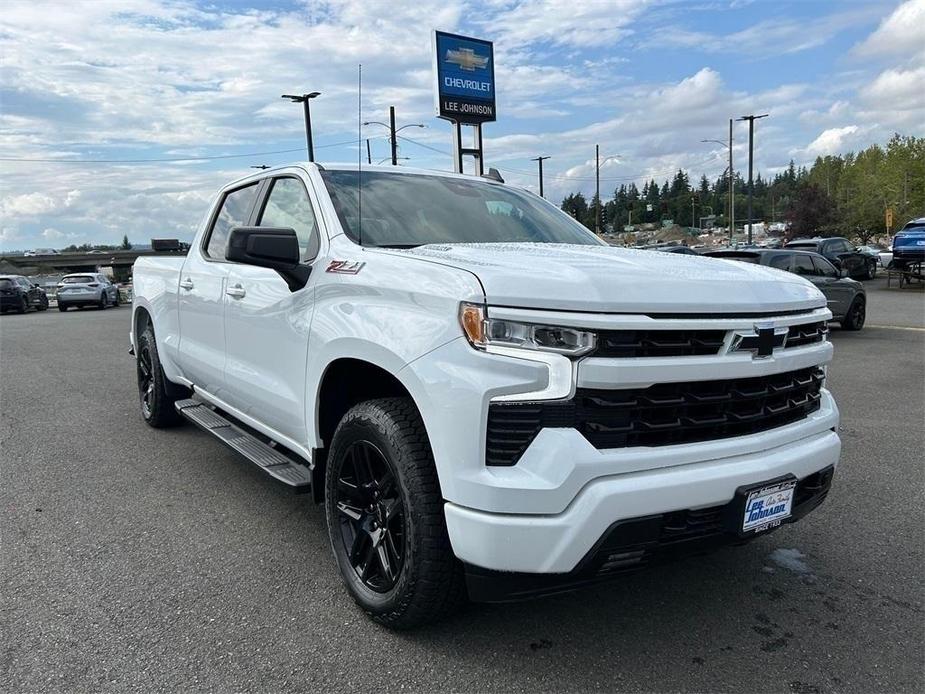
[742,480,795,533]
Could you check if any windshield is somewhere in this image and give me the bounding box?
[320,170,601,247]
[61,275,95,284]
[0,279,14,288]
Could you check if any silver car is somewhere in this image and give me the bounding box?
[705,249,867,330]
[56,273,120,312]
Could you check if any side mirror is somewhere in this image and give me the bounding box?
[838,268,849,278]
[226,226,309,292]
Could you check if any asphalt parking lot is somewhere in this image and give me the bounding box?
[1,278,923,693]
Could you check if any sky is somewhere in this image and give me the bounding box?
[1,0,923,250]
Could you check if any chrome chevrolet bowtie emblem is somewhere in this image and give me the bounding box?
[445,47,489,71]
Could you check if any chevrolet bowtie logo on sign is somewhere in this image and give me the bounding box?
[732,323,788,359]
[445,47,489,71]
[433,30,496,124]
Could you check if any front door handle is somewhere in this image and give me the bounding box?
[179,278,194,290]
[225,284,246,299]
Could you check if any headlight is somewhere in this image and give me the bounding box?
[459,303,596,357]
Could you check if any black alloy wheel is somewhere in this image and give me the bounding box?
[137,343,156,419]
[842,297,866,331]
[333,440,406,593]
[16,296,27,314]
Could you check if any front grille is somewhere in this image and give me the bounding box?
[786,321,827,348]
[594,329,726,358]
[486,366,824,466]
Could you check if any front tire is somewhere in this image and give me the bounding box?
[58,304,68,312]
[841,297,866,331]
[325,397,465,629]
[136,325,188,427]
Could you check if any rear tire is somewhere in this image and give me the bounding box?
[98,293,108,310]
[841,297,866,331]
[58,304,68,312]
[137,325,189,427]
[16,297,27,314]
[325,397,466,629]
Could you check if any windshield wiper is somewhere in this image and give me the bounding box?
[369,243,423,249]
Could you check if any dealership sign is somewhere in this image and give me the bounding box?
[433,30,496,124]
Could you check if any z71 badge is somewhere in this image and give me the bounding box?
[326,260,366,275]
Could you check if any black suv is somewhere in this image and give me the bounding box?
[785,237,876,280]
[0,275,50,313]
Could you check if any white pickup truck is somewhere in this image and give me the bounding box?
[132,163,840,628]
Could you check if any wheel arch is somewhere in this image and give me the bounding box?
[311,355,433,504]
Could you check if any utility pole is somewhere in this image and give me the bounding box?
[364,108,425,166]
[281,92,321,162]
[737,113,768,244]
[729,118,735,243]
[691,196,695,230]
[531,156,551,198]
[595,144,601,234]
[389,106,398,166]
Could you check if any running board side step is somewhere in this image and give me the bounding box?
[175,399,311,491]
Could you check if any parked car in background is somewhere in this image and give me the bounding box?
[654,245,700,255]
[56,273,120,311]
[785,237,877,280]
[23,248,59,257]
[0,275,49,313]
[857,245,887,265]
[705,249,866,330]
[891,218,925,270]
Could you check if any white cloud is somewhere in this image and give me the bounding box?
[861,66,925,104]
[484,0,653,48]
[856,0,925,58]
[804,126,860,157]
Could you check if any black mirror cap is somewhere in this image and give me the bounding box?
[226,226,310,292]
[226,226,300,269]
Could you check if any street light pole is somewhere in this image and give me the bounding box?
[594,146,620,235]
[737,113,768,244]
[281,92,321,162]
[364,109,425,166]
[531,156,551,198]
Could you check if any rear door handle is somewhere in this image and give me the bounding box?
[179,278,194,290]
[225,284,246,299]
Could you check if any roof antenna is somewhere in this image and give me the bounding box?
[357,63,363,247]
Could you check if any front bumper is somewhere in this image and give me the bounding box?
[444,414,839,575]
[465,464,835,602]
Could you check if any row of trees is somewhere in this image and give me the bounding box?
[561,134,924,243]
[60,235,133,253]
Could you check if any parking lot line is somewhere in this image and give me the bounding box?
[866,324,925,331]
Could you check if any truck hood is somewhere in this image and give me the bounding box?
[383,243,825,314]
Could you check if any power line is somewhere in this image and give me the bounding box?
[0,138,371,165]
[396,135,724,184]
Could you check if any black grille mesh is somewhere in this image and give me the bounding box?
[486,367,825,466]
[594,329,727,358]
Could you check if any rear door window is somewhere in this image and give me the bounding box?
[793,254,815,276]
[0,279,13,289]
[768,254,792,271]
[205,183,261,259]
[812,256,839,278]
